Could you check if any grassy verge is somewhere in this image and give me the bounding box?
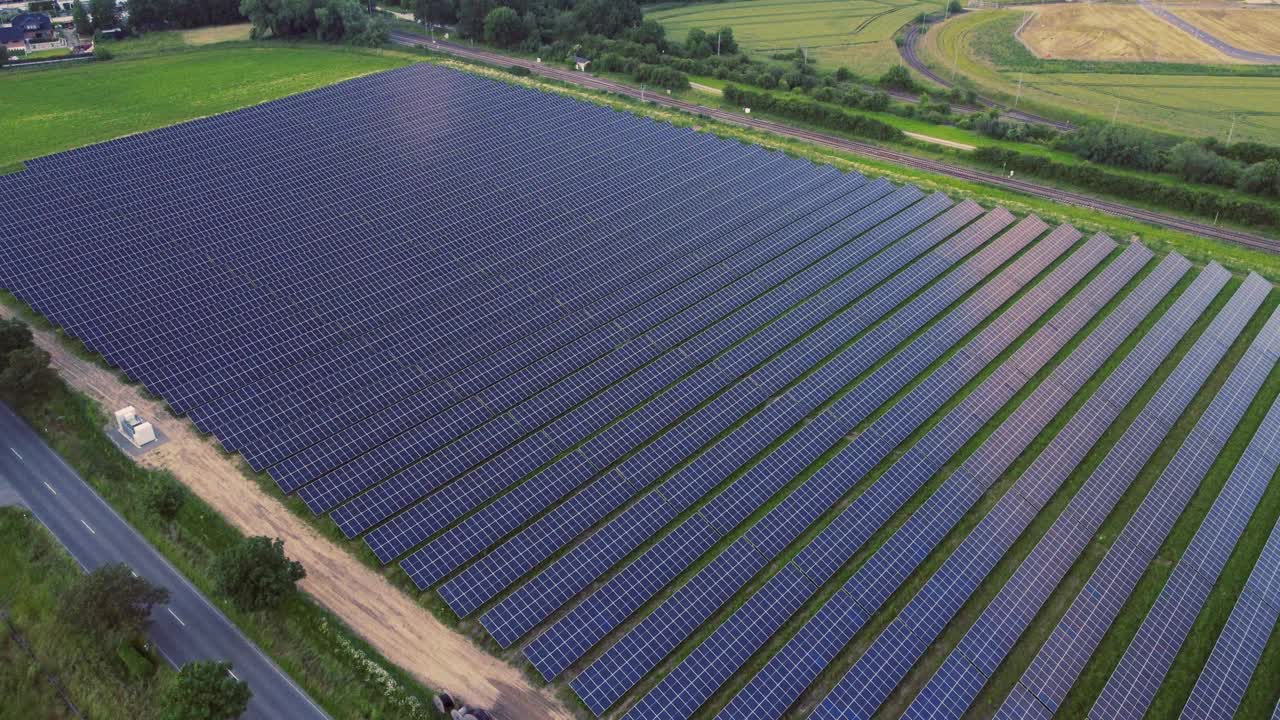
[6,371,441,719]
[0,506,168,719]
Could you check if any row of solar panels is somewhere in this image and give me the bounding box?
[2,62,1278,719]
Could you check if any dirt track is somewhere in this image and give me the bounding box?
[1,306,571,720]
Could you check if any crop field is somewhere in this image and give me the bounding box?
[1173,7,1280,54]
[4,60,1280,720]
[918,9,1280,141]
[1020,4,1235,63]
[646,0,934,76]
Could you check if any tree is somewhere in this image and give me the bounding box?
[947,0,963,14]
[89,0,118,29]
[127,0,172,30]
[878,64,915,92]
[835,66,852,82]
[212,536,305,612]
[72,0,93,34]
[163,661,251,720]
[145,476,187,522]
[483,6,524,47]
[412,0,455,26]
[58,564,169,640]
[0,319,33,371]
[573,0,640,38]
[714,26,737,54]
[1166,140,1242,187]
[457,0,494,38]
[685,27,711,58]
[1237,158,1280,198]
[0,346,57,411]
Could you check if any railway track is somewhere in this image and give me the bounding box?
[899,24,1074,131]
[391,31,1278,255]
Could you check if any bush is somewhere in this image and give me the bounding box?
[212,536,305,612]
[973,146,1280,230]
[116,640,155,681]
[724,84,904,143]
[507,64,531,77]
[144,476,187,522]
[94,45,113,61]
[483,6,525,48]
[878,65,915,92]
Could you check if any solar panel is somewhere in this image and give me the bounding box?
[717,239,1149,720]
[511,216,1048,678]
[1093,320,1280,719]
[893,263,1237,720]
[799,251,1189,720]
[1001,274,1270,719]
[613,230,1107,720]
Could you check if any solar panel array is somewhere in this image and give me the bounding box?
[3,60,1279,720]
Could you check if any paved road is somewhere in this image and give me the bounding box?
[1140,0,1280,64]
[899,23,1074,131]
[0,402,328,720]
[396,32,1277,254]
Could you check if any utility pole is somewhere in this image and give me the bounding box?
[717,31,721,56]
[640,84,646,103]
[1014,75,1023,108]
[1111,99,1120,124]
[952,41,959,78]
[1227,114,1238,144]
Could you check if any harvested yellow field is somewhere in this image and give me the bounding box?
[1173,7,1280,54]
[1019,4,1238,63]
[181,23,252,45]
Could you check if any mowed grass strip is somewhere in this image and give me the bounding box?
[0,40,418,172]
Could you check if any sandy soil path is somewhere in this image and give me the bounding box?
[1,306,571,720]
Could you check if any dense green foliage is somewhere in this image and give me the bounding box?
[973,146,1280,230]
[145,476,188,523]
[58,564,170,641]
[239,0,388,45]
[211,536,306,612]
[162,661,251,720]
[125,0,244,31]
[724,84,904,142]
[89,0,117,29]
[72,0,93,34]
[0,319,56,412]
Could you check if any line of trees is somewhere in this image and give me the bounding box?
[724,84,905,143]
[240,0,390,45]
[972,146,1280,230]
[123,0,244,31]
[1057,123,1280,200]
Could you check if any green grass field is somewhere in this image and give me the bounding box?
[0,39,418,173]
[646,0,934,77]
[917,10,1280,142]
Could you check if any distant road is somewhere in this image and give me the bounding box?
[0,403,328,720]
[899,23,1074,131]
[1140,0,1280,64]
[392,31,1277,254]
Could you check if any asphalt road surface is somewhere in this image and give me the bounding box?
[0,402,328,720]
[394,31,1277,254]
[1140,0,1280,64]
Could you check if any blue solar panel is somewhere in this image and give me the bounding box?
[803,250,1191,720]
[508,216,1047,677]
[895,263,1238,720]
[1092,318,1280,720]
[717,239,1148,720]
[614,230,1105,720]
[1181,504,1280,720]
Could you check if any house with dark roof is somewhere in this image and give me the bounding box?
[0,24,23,53]
[10,11,53,41]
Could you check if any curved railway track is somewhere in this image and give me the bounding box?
[391,32,1278,255]
[899,24,1074,131]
